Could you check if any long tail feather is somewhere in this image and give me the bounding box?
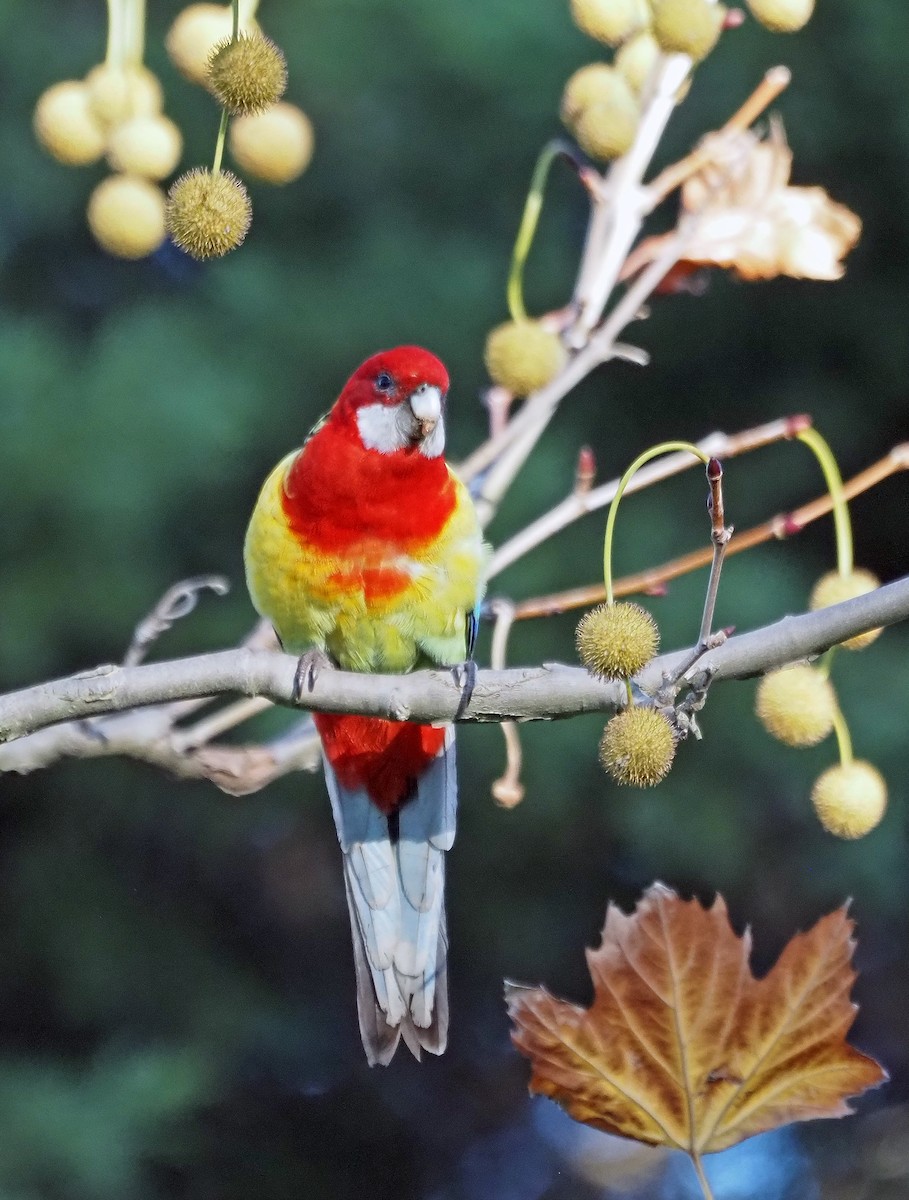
[323,727,456,1066]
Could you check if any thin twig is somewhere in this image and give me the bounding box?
[170,695,275,753]
[697,458,733,645]
[124,575,230,667]
[469,234,686,527]
[489,415,808,582]
[488,600,525,808]
[646,66,792,209]
[512,443,908,619]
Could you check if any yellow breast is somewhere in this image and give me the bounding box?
[244,452,487,672]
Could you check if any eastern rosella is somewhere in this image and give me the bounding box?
[244,346,487,1065]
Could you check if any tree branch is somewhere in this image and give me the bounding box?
[2,578,907,773]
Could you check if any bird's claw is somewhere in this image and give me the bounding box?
[453,658,477,719]
[292,648,335,703]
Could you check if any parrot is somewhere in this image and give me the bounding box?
[244,346,487,1065]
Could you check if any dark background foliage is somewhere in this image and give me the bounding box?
[1,1,907,1196]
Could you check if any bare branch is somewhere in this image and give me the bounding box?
[2,579,908,766]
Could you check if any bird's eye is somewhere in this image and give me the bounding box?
[375,372,394,393]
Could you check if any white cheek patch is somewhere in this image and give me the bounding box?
[356,398,447,458]
[420,420,445,459]
[356,402,411,454]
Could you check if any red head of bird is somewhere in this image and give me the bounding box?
[330,346,450,459]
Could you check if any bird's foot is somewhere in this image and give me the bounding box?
[452,658,477,719]
[292,648,335,703]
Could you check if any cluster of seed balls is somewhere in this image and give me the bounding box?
[33,3,314,260]
[576,601,674,787]
[482,0,815,402]
[755,567,886,839]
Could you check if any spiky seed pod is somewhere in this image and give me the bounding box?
[33,81,106,166]
[166,3,256,85]
[576,602,659,680]
[229,102,315,184]
[560,64,636,129]
[107,115,183,181]
[87,174,167,259]
[615,30,661,94]
[755,664,837,747]
[599,707,677,786]
[746,0,814,33]
[652,0,726,60]
[570,0,649,47]
[573,95,640,161]
[206,33,288,115]
[809,568,882,651]
[484,320,567,396]
[166,168,252,259]
[84,64,163,127]
[811,761,887,839]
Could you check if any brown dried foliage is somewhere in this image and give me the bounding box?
[506,884,885,1155]
[627,120,861,284]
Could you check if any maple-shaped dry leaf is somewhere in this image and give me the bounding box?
[625,120,861,283]
[506,883,886,1155]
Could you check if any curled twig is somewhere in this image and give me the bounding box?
[124,574,230,666]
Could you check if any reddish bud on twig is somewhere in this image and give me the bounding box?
[723,8,746,29]
[786,414,813,437]
[781,514,804,537]
[575,446,596,495]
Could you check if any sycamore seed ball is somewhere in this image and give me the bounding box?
[811,761,887,839]
[84,63,163,128]
[600,707,677,787]
[561,64,636,129]
[574,95,639,160]
[576,602,659,680]
[87,174,166,259]
[755,664,837,747]
[166,3,257,85]
[570,0,649,47]
[207,33,288,115]
[484,320,567,396]
[33,81,106,166]
[166,168,252,259]
[107,115,183,180]
[652,0,726,61]
[746,0,814,33]
[810,568,882,651]
[229,103,314,184]
[615,31,661,94]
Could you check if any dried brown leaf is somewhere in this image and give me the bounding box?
[629,121,861,283]
[507,884,886,1155]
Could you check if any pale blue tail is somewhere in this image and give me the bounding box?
[323,728,457,1066]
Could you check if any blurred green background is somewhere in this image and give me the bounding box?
[1,1,908,1196]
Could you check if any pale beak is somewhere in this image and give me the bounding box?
[408,384,443,439]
